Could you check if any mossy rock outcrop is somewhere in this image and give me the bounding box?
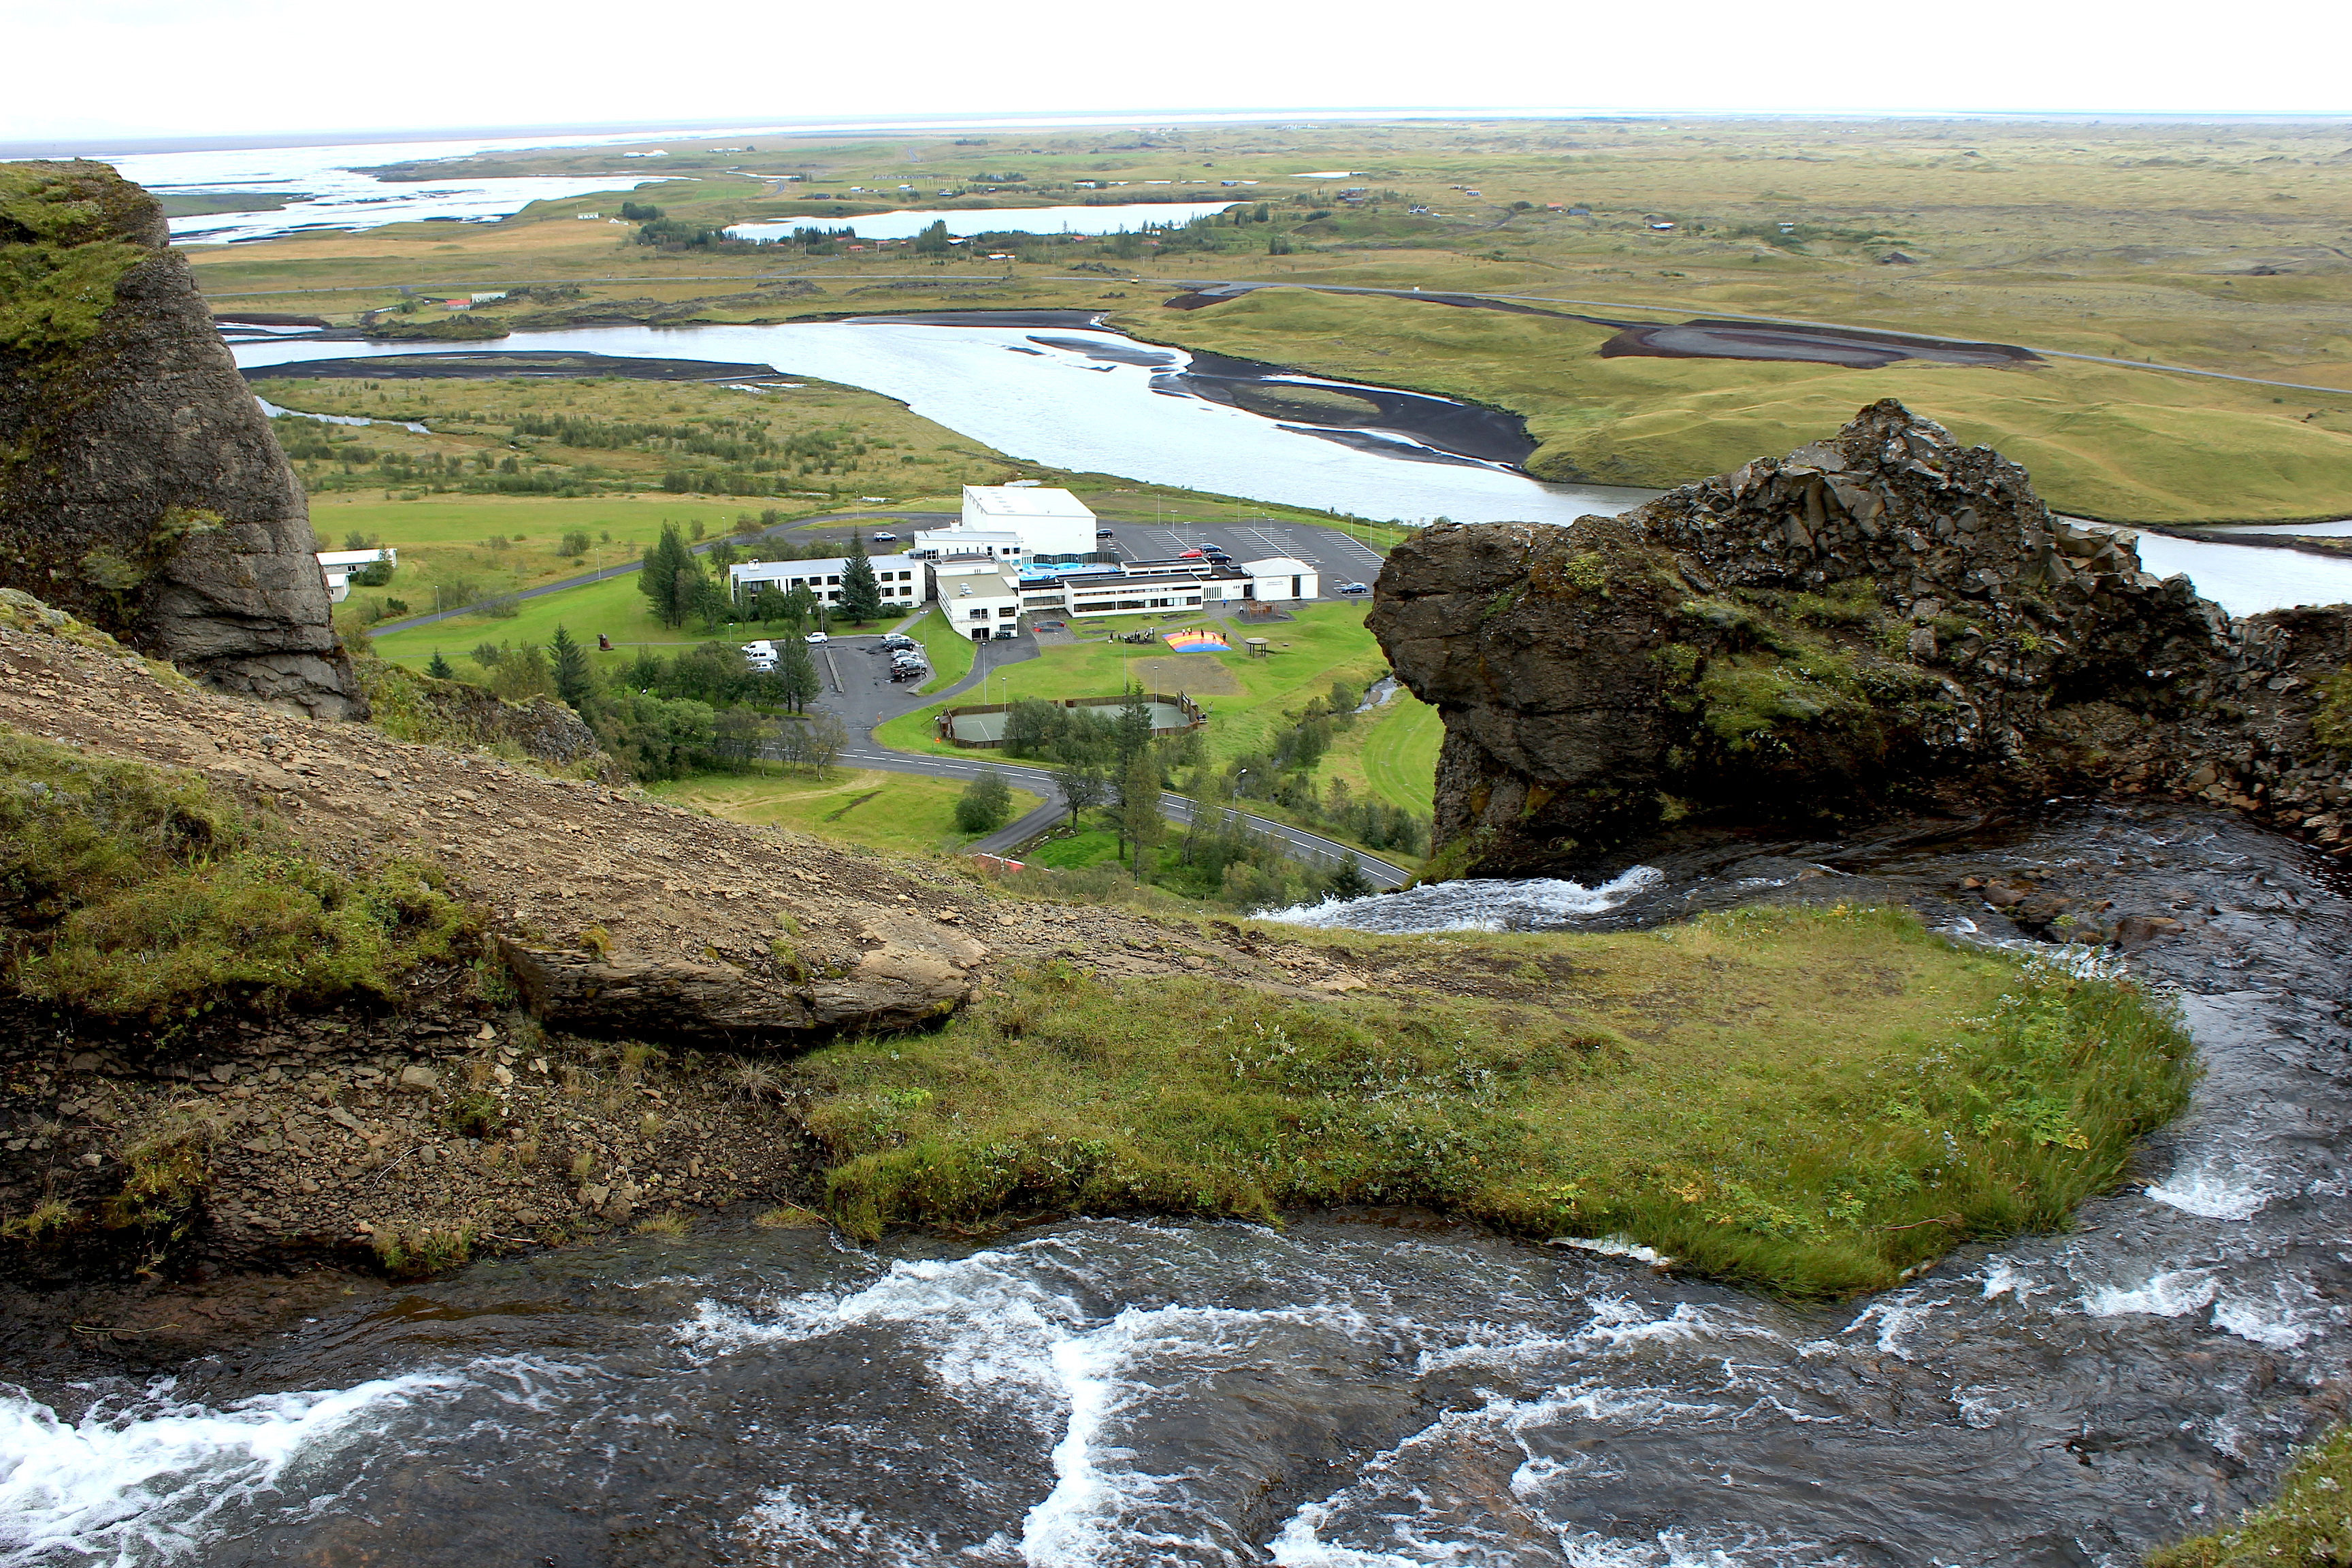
[1374,399,2352,878]
[0,161,363,719]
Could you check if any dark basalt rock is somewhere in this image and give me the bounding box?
[1372,399,2352,880]
[0,161,364,719]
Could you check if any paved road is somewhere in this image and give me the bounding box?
[812,630,1409,887]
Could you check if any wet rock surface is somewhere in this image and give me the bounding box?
[0,161,363,719]
[1373,399,2352,881]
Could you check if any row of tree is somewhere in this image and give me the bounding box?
[637,521,892,633]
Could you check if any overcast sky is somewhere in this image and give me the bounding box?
[5,0,2347,146]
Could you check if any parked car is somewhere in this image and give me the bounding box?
[1032,619,1066,632]
[740,640,776,658]
[1336,581,1371,596]
[1095,529,1115,539]
[1202,548,1232,563]
[1179,548,1205,559]
[805,632,829,644]
[879,633,918,650]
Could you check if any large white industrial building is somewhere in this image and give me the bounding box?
[954,485,1100,559]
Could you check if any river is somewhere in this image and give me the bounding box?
[5,801,2346,1566]
[231,314,2352,612]
[231,317,1654,529]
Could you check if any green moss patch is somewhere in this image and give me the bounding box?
[0,727,475,1021]
[796,904,2193,1297]
[0,163,150,363]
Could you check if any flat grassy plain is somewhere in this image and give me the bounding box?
[191,118,2352,522]
[259,372,1005,504]
[802,904,2195,1298]
[649,767,1041,855]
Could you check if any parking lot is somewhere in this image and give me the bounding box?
[1100,519,1389,593]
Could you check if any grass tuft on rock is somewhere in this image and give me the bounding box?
[800,904,2194,1297]
[2149,1424,2352,1567]
[0,727,475,1020]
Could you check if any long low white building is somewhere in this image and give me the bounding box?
[314,547,397,603]
[728,554,923,608]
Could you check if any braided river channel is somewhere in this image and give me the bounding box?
[3,317,2349,1566]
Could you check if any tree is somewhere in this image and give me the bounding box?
[781,584,819,632]
[1115,749,1164,868]
[914,218,952,255]
[549,625,595,712]
[749,585,792,628]
[557,530,592,559]
[777,636,820,714]
[638,523,700,629]
[955,769,1014,834]
[1326,855,1375,901]
[837,538,886,623]
[470,642,502,668]
[689,573,733,633]
[802,709,847,774]
[1114,687,1154,764]
[425,650,455,679]
[1052,762,1109,828]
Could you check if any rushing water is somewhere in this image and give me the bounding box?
[4,801,2345,1565]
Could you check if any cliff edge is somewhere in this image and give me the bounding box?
[1372,399,2351,879]
[0,161,363,719]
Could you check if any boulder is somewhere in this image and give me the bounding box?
[497,917,985,1043]
[0,161,363,719]
[1372,399,2352,879]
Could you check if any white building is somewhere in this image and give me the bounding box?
[932,558,1024,639]
[315,547,397,604]
[1239,557,1318,602]
[1009,555,1319,622]
[911,528,1024,563]
[956,485,1099,560]
[729,553,923,610]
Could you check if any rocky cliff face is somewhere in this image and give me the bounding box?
[0,161,363,719]
[1373,399,2352,879]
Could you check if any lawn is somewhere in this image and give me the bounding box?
[648,767,1042,855]
[875,603,1390,764]
[1322,689,1441,816]
[369,570,715,670]
[799,903,2197,1299]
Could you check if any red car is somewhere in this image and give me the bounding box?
[1179,548,1205,559]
